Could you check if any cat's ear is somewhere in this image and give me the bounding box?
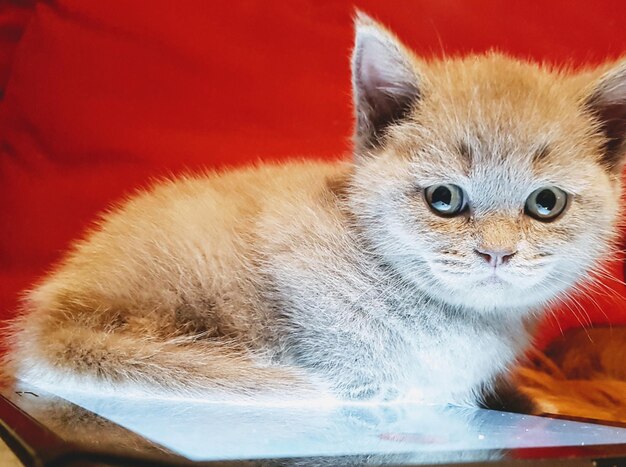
[352,12,421,155]
[585,59,626,173]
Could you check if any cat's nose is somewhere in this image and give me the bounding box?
[474,248,516,267]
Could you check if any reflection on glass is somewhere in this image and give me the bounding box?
[23,383,626,465]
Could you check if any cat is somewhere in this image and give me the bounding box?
[4,12,626,406]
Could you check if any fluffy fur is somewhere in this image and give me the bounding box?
[4,13,626,406]
[515,327,626,423]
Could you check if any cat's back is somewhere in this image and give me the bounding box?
[77,159,345,249]
[28,160,349,326]
[125,159,345,224]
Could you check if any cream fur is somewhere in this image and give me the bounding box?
[4,14,626,406]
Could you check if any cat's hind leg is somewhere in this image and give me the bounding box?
[3,294,306,400]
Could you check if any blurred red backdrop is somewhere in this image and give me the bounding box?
[1,0,626,345]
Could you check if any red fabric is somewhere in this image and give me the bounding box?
[1,0,626,345]
[0,0,33,95]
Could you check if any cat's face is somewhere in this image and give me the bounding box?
[349,14,626,313]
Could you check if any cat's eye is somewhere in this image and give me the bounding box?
[525,186,568,221]
[424,184,467,217]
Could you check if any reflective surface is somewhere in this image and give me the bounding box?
[31,385,626,463]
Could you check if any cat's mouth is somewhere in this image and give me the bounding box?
[475,274,509,287]
[428,258,552,296]
[430,265,515,290]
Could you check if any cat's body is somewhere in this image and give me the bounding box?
[5,14,626,406]
[7,161,528,403]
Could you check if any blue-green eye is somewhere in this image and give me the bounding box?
[424,184,467,217]
[525,186,568,221]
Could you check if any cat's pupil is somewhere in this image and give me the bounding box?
[432,186,452,210]
[536,189,556,215]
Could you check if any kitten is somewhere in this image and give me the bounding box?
[4,13,626,405]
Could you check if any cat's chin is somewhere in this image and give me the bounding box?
[474,275,510,287]
[441,289,543,314]
[421,272,550,313]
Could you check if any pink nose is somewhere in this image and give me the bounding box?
[475,248,516,267]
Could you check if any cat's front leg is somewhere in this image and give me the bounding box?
[341,379,400,402]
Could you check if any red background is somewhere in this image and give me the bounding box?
[1,0,626,345]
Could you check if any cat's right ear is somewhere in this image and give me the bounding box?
[352,12,422,155]
[585,59,626,174]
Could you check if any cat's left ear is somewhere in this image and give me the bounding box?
[352,12,422,155]
[585,60,626,173]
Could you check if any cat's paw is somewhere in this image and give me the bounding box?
[341,382,399,402]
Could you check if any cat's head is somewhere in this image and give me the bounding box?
[348,13,626,313]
